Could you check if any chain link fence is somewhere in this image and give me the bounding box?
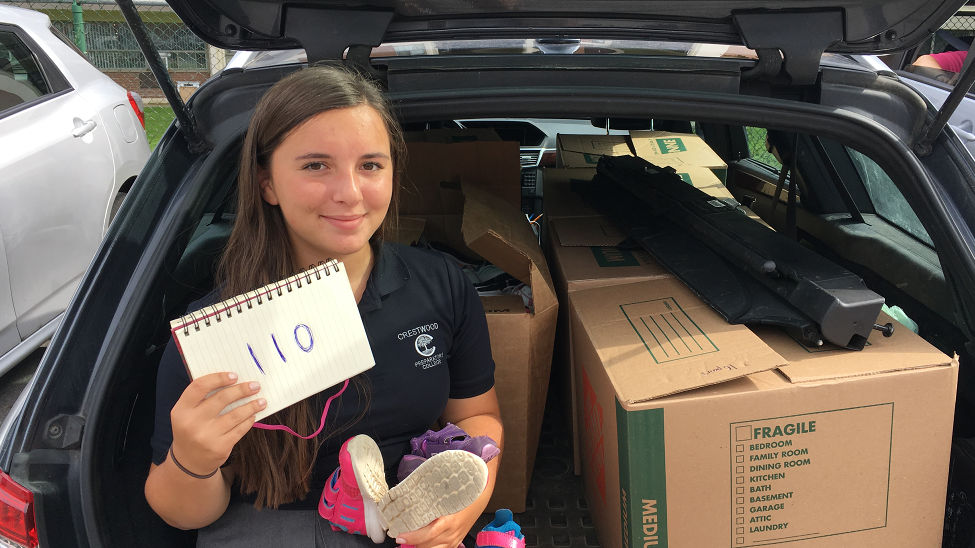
[744,127,782,170]
[915,6,975,58]
[3,0,233,148]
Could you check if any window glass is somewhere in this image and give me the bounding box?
[744,126,782,170]
[49,24,86,58]
[847,148,933,245]
[369,40,757,58]
[0,29,51,111]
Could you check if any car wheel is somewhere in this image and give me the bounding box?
[110,191,127,222]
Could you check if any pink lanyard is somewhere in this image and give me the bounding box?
[250,378,350,439]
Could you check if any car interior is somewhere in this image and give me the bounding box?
[79,78,973,546]
[0,31,47,110]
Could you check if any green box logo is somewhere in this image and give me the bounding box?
[618,404,667,548]
[619,298,719,363]
[677,173,692,185]
[591,246,639,267]
[656,137,686,154]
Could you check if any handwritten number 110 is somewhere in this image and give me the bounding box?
[247,324,314,374]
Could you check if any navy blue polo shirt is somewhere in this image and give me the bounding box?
[150,241,496,509]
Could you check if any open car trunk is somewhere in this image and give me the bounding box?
[7,1,975,547]
[43,50,970,546]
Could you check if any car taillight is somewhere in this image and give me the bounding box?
[0,471,37,548]
[127,90,146,129]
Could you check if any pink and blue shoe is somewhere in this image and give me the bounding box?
[321,433,491,543]
[319,435,389,543]
[475,509,525,548]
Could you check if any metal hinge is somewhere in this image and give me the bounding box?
[286,8,393,65]
[44,414,85,450]
[734,10,843,86]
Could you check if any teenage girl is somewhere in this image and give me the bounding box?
[145,65,503,548]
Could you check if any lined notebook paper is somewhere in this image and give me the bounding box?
[170,260,374,421]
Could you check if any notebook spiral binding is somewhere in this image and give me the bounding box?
[178,260,341,336]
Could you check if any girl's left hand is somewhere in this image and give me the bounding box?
[394,513,470,548]
[398,390,503,548]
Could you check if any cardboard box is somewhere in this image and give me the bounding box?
[540,168,600,220]
[387,216,426,246]
[402,143,558,512]
[673,165,734,200]
[177,81,199,102]
[631,130,728,182]
[545,216,672,475]
[403,141,522,212]
[573,278,957,548]
[556,134,632,168]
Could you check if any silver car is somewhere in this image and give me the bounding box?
[0,5,150,374]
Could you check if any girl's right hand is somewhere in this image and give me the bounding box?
[168,372,266,476]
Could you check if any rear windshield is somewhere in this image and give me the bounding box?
[369,39,757,58]
[228,40,760,70]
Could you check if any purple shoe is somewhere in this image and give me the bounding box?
[396,423,500,482]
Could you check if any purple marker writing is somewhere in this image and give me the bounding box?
[247,343,265,374]
[295,324,314,352]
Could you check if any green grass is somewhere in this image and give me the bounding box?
[144,105,176,149]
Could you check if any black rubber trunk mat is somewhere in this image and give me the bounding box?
[470,387,600,548]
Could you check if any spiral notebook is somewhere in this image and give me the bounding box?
[169,260,375,421]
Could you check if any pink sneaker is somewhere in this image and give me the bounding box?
[475,509,525,548]
[319,435,389,544]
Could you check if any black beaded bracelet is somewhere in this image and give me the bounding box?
[169,446,219,479]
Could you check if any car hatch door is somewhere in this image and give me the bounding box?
[164,0,967,56]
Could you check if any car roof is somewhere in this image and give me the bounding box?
[0,4,55,29]
[0,4,119,92]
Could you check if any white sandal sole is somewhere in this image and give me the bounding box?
[379,449,488,538]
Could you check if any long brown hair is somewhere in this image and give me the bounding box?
[216,64,406,508]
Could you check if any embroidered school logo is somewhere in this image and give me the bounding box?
[415,334,436,357]
[398,323,442,369]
